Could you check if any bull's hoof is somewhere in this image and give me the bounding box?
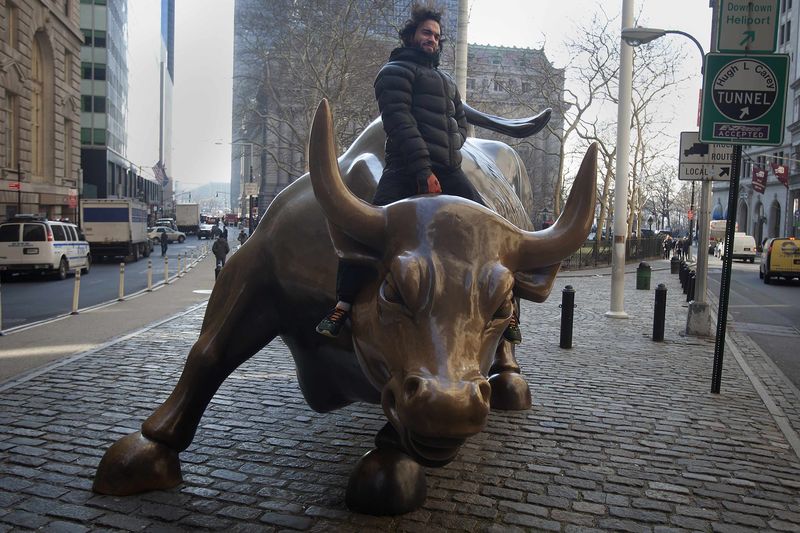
[489,371,532,410]
[93,431,182,496]
[346,447,426,515]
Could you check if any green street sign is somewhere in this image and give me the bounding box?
[717,0,779,54]
[700,53,788,145]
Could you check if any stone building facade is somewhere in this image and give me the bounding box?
[1,0,83,222]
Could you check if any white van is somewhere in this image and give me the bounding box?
[719,232,757,263]
[0,215,91,280]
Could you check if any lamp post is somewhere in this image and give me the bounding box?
[621,24,712,337]
[606,0,634,320]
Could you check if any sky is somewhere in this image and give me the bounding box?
[127,0,714,190]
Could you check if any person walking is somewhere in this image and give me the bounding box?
[212,234,230,280]
[237,229,247,246]
[160,232,169,257]
[315,3,521,345]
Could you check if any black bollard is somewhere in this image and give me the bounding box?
[559,285,576,349]
[653,283,667,341]
[687,271,696,302]
[670,256,680,274]
[680,261,688,288]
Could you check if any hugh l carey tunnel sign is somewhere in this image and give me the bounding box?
[700,53,788,146]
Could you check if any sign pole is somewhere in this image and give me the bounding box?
[17,162,22,214]
[711,144,742,394]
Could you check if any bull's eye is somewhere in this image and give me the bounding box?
[381,273,404,305]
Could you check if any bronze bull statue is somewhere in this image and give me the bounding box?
[93,99,597,515]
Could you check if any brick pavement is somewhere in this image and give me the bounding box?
[1,263,799,531]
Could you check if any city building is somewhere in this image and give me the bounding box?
[79,0,170,224]
[229,0,562,228]
[712,0,800,241]
[1,0,83,222]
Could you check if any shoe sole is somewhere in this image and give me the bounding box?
[316,326,339,338]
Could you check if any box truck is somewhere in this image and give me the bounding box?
[176,203,200,235]
[80,198,151,261]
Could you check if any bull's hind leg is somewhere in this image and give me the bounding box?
[488,341,532,411]
[93,262,279,495]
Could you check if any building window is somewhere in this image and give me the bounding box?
[93,128,106,145]
[6,2,19,49]
[32,39,45,176]
[787,21,791,42]
[493,80,503,92]
[81,127,91,144]
[780,24,785,45]
[82,62,93,79]
[93,96,106,113]
[82,29,92,45]
[94,65,107,80]
[65,120,74,180]
[82,95,92,111]
[93,30,107,48]
[4,93,20,168]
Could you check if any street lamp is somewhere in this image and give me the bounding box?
[622,24,711,337]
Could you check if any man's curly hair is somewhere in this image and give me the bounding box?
[399,3,446,48]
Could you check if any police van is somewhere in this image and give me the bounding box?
[0,215,91,281]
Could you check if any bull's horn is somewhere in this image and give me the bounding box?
[309,99,385,250]
[515,143,597,269]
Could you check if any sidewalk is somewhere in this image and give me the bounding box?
[1,257,799,531]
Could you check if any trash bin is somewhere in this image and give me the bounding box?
[636,261,651,290]
[670,256,680,274]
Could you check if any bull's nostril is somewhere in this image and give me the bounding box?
[478,380,491,404]
[403,376,423,401]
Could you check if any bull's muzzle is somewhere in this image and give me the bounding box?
[381,373,491,466]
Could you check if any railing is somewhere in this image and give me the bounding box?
[562,237,664,270]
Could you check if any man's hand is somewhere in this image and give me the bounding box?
[425,173,442,194]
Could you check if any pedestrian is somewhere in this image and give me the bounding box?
[237,229,247,246]
[160,232,168,257]
[662,236,671,259]
[212,234,230,280]
[315,3,521,345]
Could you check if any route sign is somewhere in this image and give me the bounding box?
[717,0,779,54]
[678,131,735,181]
[700,53,788,145]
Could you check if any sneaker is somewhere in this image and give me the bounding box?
[503,312,522,344]
[316,307,349,338]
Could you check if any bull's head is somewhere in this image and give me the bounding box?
[309,100,596,466]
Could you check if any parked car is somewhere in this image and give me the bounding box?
[0,215,91,280]
[760,237,800,284]
[197,223,214,240]
[148,226,186,244]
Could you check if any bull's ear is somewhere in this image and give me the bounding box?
[327,155,383,265]
[513,263,561,303]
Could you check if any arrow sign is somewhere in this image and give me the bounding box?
[717,0,779,54]
[719,167,730,177]
[9,182,20,190]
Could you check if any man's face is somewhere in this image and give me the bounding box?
[413,19,441,54]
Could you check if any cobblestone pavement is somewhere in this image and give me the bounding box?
[1,266,799,532]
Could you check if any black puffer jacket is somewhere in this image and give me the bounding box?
[374,47,468,189]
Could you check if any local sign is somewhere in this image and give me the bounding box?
[717,0,780,54]
[678,131,735,181]
[700,53,788,145]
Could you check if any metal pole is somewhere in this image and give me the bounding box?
[117,263,125,301]
[0,277,4,336]
[17,162,22,213]
[711,144,742,394]
[147,259,153,291]
[71,269,81,314]
[688,181,695,262]
[607,0,634,319]
[164,256,170,285]
[559,285,576,349]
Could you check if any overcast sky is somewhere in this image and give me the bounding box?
[128,0,714,190]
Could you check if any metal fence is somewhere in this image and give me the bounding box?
[562,237,663,270]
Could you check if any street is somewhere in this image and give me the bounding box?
[0,240,209,330]
[706,252,800,388]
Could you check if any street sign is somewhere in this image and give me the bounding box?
[700,53,789,145]
[678,131,734,180]
[717,0,779,54]
[243,183,259,196]
[8,182,20,190]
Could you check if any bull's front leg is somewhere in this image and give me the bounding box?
[345,423,427,515]
[93,263,279,496]
[488,340,532,411]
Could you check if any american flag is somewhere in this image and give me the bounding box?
[152,162,169,187]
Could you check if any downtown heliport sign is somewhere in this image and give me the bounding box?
[717,0,779,54]
[700,53,788,145]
